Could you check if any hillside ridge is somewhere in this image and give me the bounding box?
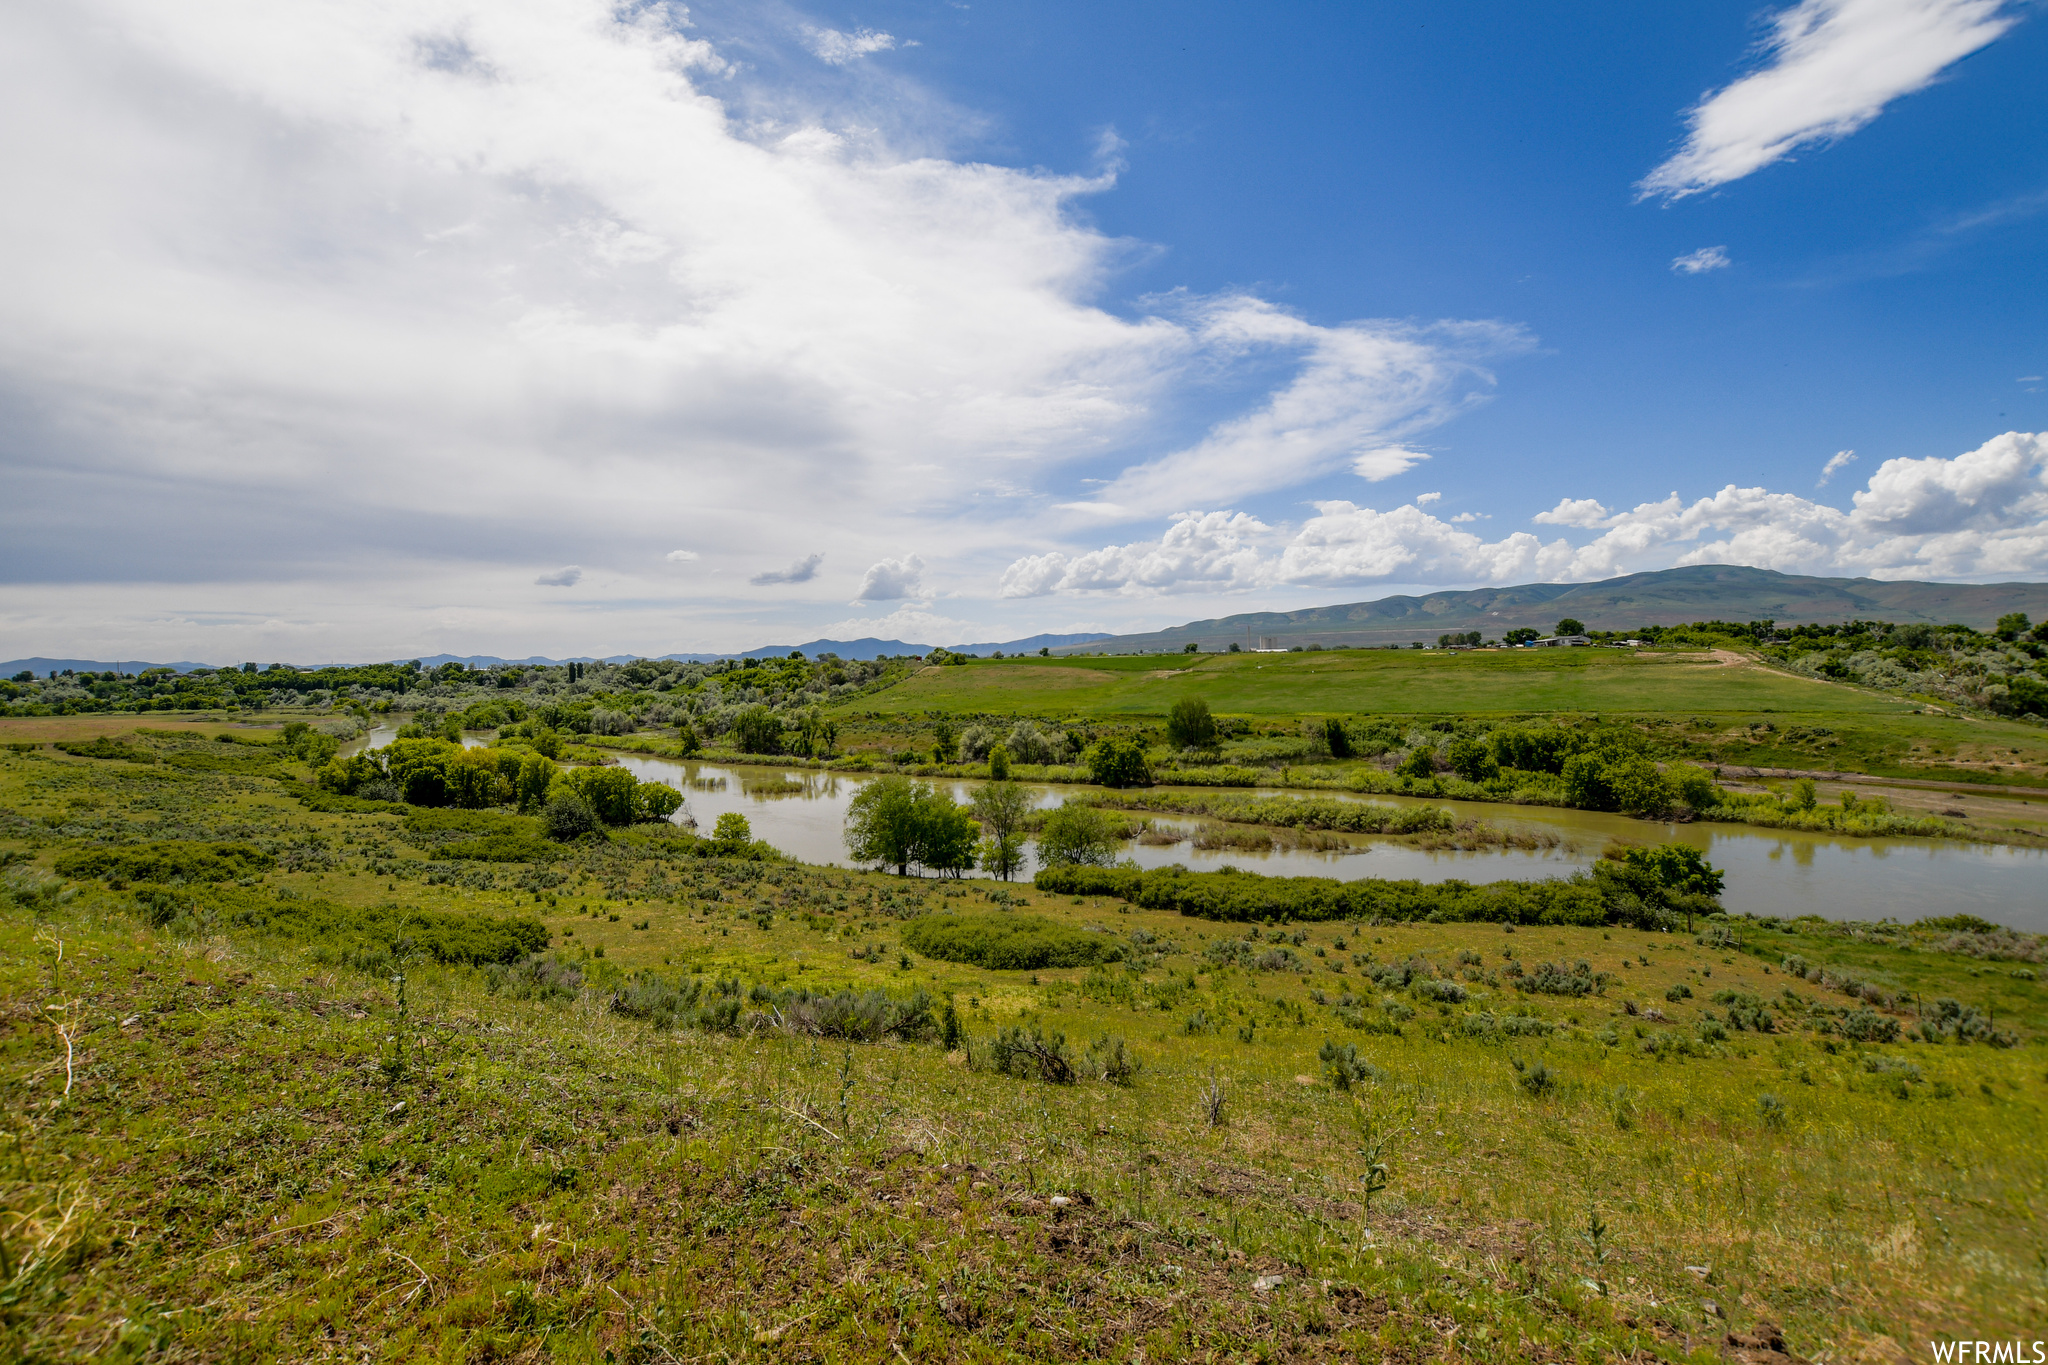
[1051,564,2048,652]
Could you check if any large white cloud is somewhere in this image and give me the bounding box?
[1639,0,2018,200]
[1060,300,1527,520]
[1003,432,2048,596]
[0,0,1512,658]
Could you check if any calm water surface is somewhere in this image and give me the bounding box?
[350,728,2047,931]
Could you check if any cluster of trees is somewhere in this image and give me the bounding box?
[843,779,1126,879]
[316,739,681,837]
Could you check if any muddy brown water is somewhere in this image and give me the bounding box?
[349,729,2048,931]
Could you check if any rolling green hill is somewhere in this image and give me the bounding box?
[1056,564,2048,653]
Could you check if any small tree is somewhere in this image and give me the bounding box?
[1036,800,1120,867]
[914,794,979,877]
[1397,746,1436,779]
[932,720,959,764]
[1323,717,1352,759]
[971,780,1033,881]
[1556,618,1586,637]
[1446,733,1497,782]
[544,789,599,841]
[1166,697,1217,750]
[1086,737,1151,788]
[987,744,1011,780]
[845,775,920,875]
[1504,627,1539,645]
[1995,611,2030,642]
[635,781,684,822]
[734,706,783,755]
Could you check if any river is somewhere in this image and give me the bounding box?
[346,728,2048,931]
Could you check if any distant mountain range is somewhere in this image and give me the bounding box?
[1045,565,2048,654]
[3,657,216,677]
[16,568,2040,675]
[1,632,1115,677]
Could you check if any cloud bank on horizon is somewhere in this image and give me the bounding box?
[0,0,2038,661]
[1002,432,2048,598]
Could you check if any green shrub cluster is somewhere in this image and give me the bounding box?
[57,841,275,883]
[53,738,156,763]
[901,913,1126,970]
[131,885,546,967]
[608,973,935,1042]
[1033,862,1635,926]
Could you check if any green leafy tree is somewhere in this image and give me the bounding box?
[1995,611,2031,642]
[566,767,640,825]
[792,707,835,758]
[383,738,460,805]
[1504,627,1539,645]
[531,729,564,760]
[1323,717,1352,759]
[1166,697,1217,750]
[514,753,556,813]
[713,812,752,845]
[932,719,959,764]
[916,796,979,877]
[987,744,1011,780]
[635,781,684,822]
[447,747,504,809]
[1086,737,1151,788]
[544,789,599,841]
[845,777,978,876]
[1446,733,1498,782]
[1564,750,1672,815]
[1616,843,1725,899]
[971,780,1033,881]
[845,776,921,875]
[1397,746,1437,779]
[1036,800,1120,868]
[1667,763,1719,811]
[1555,618,1586,637]
[1560,752,1615,809]
[733,706,783,755]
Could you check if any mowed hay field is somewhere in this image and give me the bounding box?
[3,742,2046,1362]
[857,649,1918,719]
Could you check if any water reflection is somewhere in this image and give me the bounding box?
[344,725,2048,931]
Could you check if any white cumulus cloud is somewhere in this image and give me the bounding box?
[1639,0,2019,200]
[1002,432,2048,596]
[0,0,1532,659]
[1533,498,1614,528]
[1672,246,1732,274]
[1818,449,1857,485]
[853,555,924,601]
[665,549,700,562]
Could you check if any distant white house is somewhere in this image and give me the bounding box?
[1536,634,1592,647]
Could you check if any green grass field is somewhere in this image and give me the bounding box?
[837,648,2048,794]
[862,649,1916,719]
[3,741,2045,1362]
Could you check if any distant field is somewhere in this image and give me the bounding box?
[0,713,251,742]
[854,648,1918,718]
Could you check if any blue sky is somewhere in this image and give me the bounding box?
[1,0,2043,659]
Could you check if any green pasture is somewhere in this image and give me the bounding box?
[3,738,2046,1361]
[855,648,1920,719]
